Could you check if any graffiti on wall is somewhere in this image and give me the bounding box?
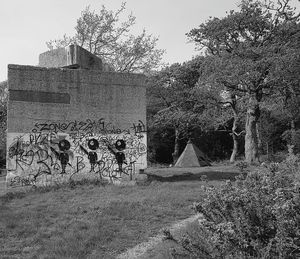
[7,118,147,187]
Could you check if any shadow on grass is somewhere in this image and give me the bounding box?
[0,177,109,202]
[145,171,243,182]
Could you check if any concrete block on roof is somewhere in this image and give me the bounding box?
[39,44,103,70]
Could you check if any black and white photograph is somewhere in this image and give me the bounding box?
[0,0,299,258]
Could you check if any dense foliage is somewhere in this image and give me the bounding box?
[0,81,7,168]
[167,148,300,258]
[148,0,300,164]
[186,0,300,163]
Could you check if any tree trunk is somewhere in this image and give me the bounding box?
[291,119,296,146]
[230,104,238,163]
[256,120,263,157]
[172,127,180,164]
[245,95,260,164]
[230,133,238,163]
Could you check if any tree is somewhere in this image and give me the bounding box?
[194,56,247,163]
[148,58,216,163]
[188,0,300,163]
[258,48,300,154]
[0,81,7,167]
[149,56,246,164]
[276,50,300,152]
[47,3,165,73]
[224,93,246,163]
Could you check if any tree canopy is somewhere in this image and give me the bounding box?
[47,3,165,73]
[186,0,300,163]
[0,81,7,167]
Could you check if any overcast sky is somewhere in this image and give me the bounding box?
[1,0,298,82]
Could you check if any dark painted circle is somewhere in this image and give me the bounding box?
[58,139,71,151]
[115,139,126,151]
[88,138,99,150]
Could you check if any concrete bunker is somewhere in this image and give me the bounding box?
[6,45,147,188]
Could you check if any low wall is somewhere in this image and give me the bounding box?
[6,64,147,188]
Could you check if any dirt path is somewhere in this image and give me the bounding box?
[116,213,203,259]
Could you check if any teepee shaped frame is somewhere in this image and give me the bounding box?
[175,139,211,167]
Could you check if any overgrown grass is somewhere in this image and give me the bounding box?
[0,180,222,258]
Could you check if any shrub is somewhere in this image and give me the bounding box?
[167,152,300,258]
[235,161,249,173]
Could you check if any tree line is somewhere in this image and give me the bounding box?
[148,0,300,164]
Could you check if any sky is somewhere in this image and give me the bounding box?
[0,0,298,82]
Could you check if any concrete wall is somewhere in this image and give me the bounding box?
[39,45,103,70]
[6,64,147,188]
[38,48,68,68]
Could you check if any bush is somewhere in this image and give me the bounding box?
[167,151,300,258]
[235,161,249,173]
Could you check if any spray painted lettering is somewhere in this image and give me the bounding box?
[7,119,147,188]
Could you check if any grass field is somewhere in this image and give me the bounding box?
[0,179,223,259]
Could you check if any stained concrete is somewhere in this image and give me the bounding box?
[6,48,147,188]
[39,44,103,70]
[7,64,146,132]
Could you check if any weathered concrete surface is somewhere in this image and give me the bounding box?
[7,64,147,188]
[8,65,146,131]
[116,214,203,259]
[39,45,103,70]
